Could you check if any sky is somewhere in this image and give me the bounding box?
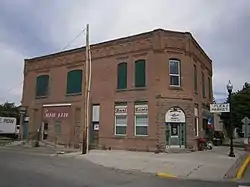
[0,0,249,104]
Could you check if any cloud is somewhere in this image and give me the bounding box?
[0,0,249,104]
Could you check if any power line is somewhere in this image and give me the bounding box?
[4,28,87,102]
[61,28,86,51]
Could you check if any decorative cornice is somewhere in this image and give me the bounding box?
[24,29,212,74]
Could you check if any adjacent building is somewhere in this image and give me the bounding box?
[21,29,213,152]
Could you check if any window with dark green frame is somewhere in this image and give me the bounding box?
[117,62,127,89]
[208,77,212,99]
[194,64,198,93]
[36,75,49,97]
[66,69,82,94]
[202,72,206,98]
[134,59,146,87]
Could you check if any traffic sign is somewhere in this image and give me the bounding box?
[242,116,250,125]
[210,103,230,113]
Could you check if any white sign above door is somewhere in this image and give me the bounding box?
[165,107,186,123]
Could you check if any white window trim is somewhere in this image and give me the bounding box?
[134,114,148,136]
[115,114,127,136]
[195,117,199,137]
[194,107,199,137]
[169,59,181,87]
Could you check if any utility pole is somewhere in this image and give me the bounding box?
[82,24,90,154]
[86,24,91,153]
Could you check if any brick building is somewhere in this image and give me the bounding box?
[21,29,213,152]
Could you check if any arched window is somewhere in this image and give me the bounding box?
[66,69,82,94]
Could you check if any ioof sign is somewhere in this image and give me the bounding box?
[210,103,230,113]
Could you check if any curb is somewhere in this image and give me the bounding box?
[235,155,250,179]
[156,172,177,178]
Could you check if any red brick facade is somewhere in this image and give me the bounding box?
[21,29,213,151]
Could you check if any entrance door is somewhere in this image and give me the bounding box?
[167,123,185,148]
[89,122,99,149]
[41,122,48,140]
[165,107,186,149]
[169,123,180,147]
[22,122,28,140]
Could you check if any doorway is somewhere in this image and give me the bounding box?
[166,123,185,148]
[165,107,186,149]
[41,122,48,140]
[22,122,28,140]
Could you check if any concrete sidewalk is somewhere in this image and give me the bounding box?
[66,146,245,181]
[5,141,79,154]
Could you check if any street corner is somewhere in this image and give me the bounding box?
[226,153,250,181]
[53,151,82,157]
[156,172,177,179]
[235,155,250,180]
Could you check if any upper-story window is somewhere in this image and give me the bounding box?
[36,75,49,98]
[169,59,180,86]
[194,64,198,93]
[134,59,146,88]
[208,77,212,99]
[117,62,127,89]
[66,69,82,95]
[202,72,206,98]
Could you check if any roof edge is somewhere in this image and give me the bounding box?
[25,29,158,62]
[25,28,208,63]
[187,33,212,63]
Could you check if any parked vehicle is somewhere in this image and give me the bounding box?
[213,131,225,146]
[205,140,213,150]
[197,138,213,151]
[0,117,18,139]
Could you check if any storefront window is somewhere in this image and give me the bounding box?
[135,115,148,136]
[115,115,127,135]
[54,121,61,136]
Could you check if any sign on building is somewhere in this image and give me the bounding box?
[210,103,230,113]
[94,123,99,130]
[134,104,148,115]
[92,105,100,122]
[115,105,127,115]
[165,107,186,123]
[43,106,70,120]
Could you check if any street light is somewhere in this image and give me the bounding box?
[227,80,235,157]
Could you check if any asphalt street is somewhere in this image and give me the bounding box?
[0,146,249,187]
[241,164,250,182]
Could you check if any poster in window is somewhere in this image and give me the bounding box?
[171,124,178,136]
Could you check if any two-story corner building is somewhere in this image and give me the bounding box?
[21,29,213,152]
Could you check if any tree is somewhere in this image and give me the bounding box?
[0,102,20,124]
[220,82,250,133]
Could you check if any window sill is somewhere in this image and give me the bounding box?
[169,86,182,90]
[116,87,146,92]
[134,135,148,138]
[66,93,82,97]
[114,135,126,138]
[35,96,48,99]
